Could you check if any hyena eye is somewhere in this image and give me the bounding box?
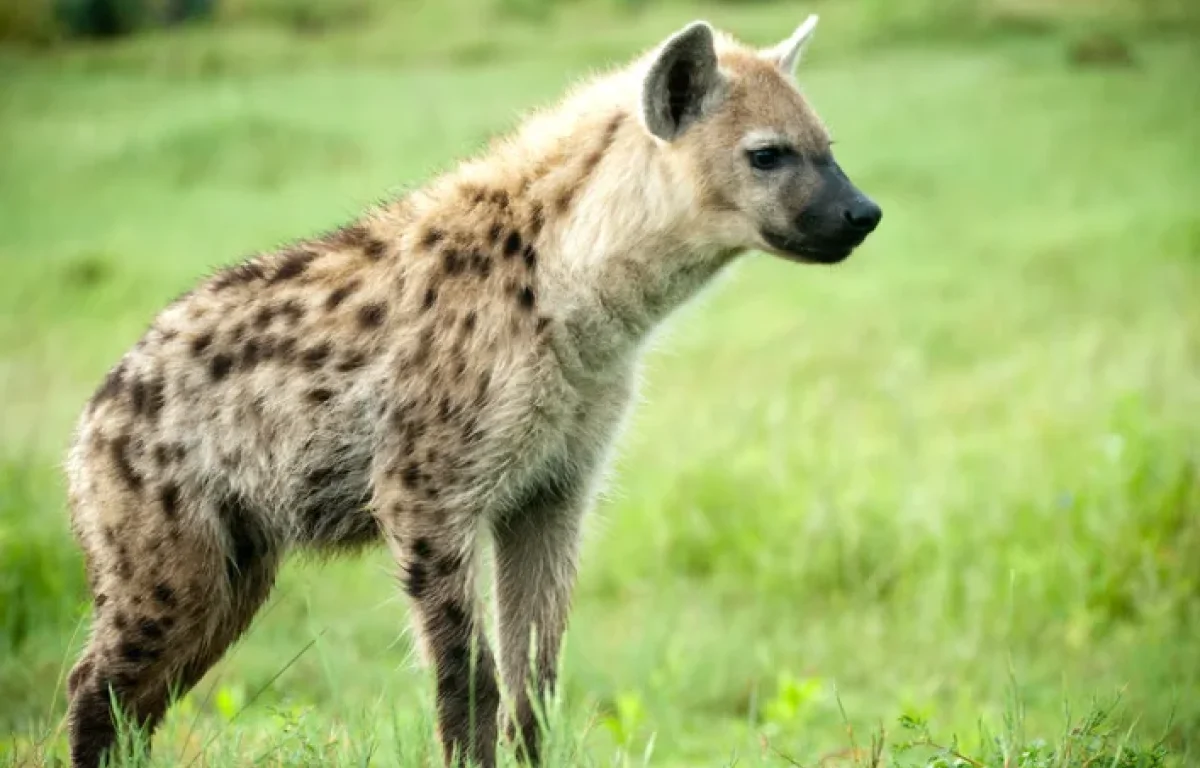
[747,146,790,171]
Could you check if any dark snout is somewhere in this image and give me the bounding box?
[843,195,882,236]
[762,160,882,264]
[795,165,881,262]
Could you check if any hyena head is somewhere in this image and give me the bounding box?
[640,16,881,264]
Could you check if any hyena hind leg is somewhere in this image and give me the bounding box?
[66,495,279,768]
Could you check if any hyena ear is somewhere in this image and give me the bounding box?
[765,14,819,76]
[640,21,723,141]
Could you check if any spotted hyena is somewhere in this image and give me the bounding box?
[64,15,880,768]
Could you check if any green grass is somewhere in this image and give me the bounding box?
[2,0,1199,765]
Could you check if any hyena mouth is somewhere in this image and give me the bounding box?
[760,229,855,264]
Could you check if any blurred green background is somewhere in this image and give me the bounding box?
[1,0,1199,765]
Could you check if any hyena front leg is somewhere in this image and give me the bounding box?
[374,482,500,768]
[491,480,586,764]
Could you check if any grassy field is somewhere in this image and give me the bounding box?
[2,0,1199,765]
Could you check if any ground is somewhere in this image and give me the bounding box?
[1,1,1199,765]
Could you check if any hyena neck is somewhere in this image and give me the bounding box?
[396,78,741,373]
[517,91,740,370]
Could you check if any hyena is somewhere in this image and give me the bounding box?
[64,15,880,768]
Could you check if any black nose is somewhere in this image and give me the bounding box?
[843,198,882,233]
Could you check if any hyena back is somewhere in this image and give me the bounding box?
[64,15,880,768]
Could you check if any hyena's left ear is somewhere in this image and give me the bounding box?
[641,21,724,141]
[764,14,819,76]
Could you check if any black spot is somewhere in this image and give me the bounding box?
[212,260,266,291]
[536,316,551,334]
[95,594,108,608]
[130,379,147,414]
[517,286,536,311]
[307,388,335,404]
[413,327,434,367]
[280,300,305,325]
[529,201,545,235]
[436,553,463,577]
[129,377,164,418]
[471,253,492,279]
[209,353,233,381]
[463,312,477,333]
[113,612,128,631]
[301,342,331,370]
[220,449,243,471]
[503,231,522,257]
[422,228,444,249]
[413,537,433,559]
[402,464,421,489]
[159,483,179,519]
[270,249,317,283]
[110,435,142,491]
[329,224,369,249]
[404,561,427,599]
[228,321,247,346]
[306,467,335,487]
[336,351,367,372]
[241,338,261,369]
[555,189,574,213]
[144,377,165,419]
[131,377,164,419]
[120,641,160,664]
[191,332,214,357]
[586,112,623,172]
[443,250,464,275]
[357,302,387,328]
[523,245,537,270]
[153,583,177,608]
[253,305,276,329]
[92,361,126,404]
[443,602,466,627]
[490,189,510,209]
[325,280,361,311]
[422,288,438,311]
[138,618,165,642]
[364,238,387,261]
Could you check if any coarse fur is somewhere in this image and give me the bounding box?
[63,15,880,768]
